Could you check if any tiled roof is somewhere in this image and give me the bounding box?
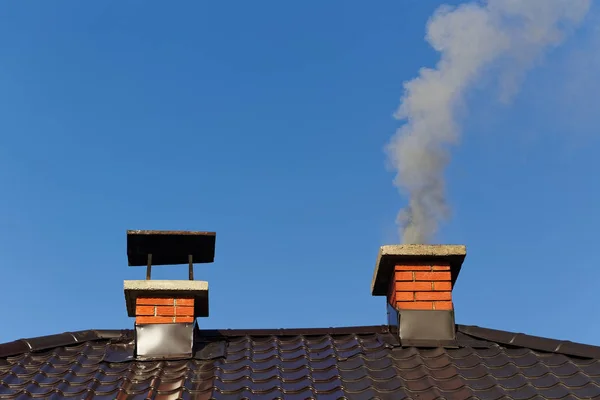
[1,325,600,399]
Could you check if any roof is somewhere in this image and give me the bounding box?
[1,325,600,399]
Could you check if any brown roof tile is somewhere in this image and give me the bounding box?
[1,325,600,399]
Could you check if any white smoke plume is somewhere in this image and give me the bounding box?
[386,0,591,244]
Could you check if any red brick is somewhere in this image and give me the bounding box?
[135,305,155,316]
[176,298,194,306]
[434,301,453,310]
[394,272,414,281]
[432,265,450,270]
[394,292,415,301]
[395,282,432,291]
[395,265,431,271]
[175,316,195,323]
[415,291,452,301]
[136,316,174,324]
[433,282,452,291]
[414,272,451,281]
[396,301,434,310]
[156,306,175,316]
[136,298,174,306]
[175,306,195,317]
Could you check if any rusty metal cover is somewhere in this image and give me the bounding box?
[127,230,216,266]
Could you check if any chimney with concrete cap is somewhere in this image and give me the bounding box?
[123,230,216,359]
[371,244,466,342]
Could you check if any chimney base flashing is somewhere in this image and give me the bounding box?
[371,244,466,296]
[397,309,456,342]
[135,322,195,360]
[124,280,209,318]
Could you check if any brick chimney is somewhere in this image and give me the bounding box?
[134,297,196,325]
[123,230,216,359]
[371,244,466,342]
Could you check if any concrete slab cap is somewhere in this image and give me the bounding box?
[124,280,209,318]
[371,245,466,296]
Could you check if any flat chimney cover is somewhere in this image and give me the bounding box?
[127,230,216,266]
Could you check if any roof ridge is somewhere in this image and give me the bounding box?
[2,325,600,398]
[2,325,599,360]
[197,325,392,337]
[0,326,391,358]
[458,324,600,359]
[0,330,131,358]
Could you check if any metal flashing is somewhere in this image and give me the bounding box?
[398,309,456,342]
[135,322,195,360]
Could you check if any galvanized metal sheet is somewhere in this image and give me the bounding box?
[135,323,194,360]
[398,310,456,341]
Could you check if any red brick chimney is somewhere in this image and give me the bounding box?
[135,297,196,325]
[371,245,466,341]
[123,230,215,359]
[387,264,453,311]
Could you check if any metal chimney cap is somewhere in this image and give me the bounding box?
[371,244,466,296]
[127,230,216,266]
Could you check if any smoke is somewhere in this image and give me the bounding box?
[386,0,591,244]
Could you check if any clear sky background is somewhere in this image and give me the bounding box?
[1,1,600,345]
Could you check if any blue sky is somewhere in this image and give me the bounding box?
[1,1,600,345]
